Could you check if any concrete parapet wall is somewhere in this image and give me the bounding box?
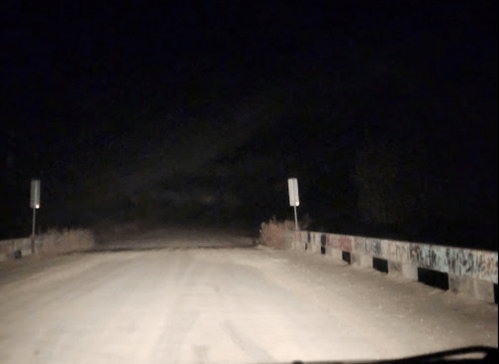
[289,230,498,303]
[351,253,373,269]
[1,229,94,262]
[325,246,342,260]
[329,234,354,251]
[0,238,36,261]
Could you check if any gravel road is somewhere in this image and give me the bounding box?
[0,232,497,364]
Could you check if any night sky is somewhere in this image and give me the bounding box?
[1,1,497,250]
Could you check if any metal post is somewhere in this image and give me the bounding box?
[294,205,299,231]
[32,207,36,238]
[31,207,36,253]
[30,179,41,254]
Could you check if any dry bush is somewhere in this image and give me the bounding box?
[37,228,95,254]
[258,217,295,249]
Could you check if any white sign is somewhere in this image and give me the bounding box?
[30,179,40,209]
[288,178,299,207]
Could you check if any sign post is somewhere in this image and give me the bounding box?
[30,179,41,244]
[288,178,300,231]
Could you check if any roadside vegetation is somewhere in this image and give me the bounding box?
[37,228,95,254]
[257,217,295,249]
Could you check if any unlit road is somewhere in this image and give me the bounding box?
[0,232,497,364]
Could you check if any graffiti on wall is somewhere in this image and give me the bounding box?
[407,243,498,284]
[386,240,411,263]
[328,234,353,251]
[295,231,498,284]
[445,248,498,283]
[445,247,472,276]
[368,239,382,257]
[472,251,498,283]
[410,244,449,272]
[314,233,321,245]
[354,237,368,254]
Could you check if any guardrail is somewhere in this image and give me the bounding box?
[284,230,498,304]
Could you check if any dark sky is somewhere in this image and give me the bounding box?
[1,1,497,248]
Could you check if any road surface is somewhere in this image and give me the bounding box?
[0,230,497,363]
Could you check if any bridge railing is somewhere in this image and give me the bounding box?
[283,230,498,304]
[0,229,95,262]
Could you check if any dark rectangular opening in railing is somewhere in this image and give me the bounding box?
[418,267,449,291]
[14,250,22,259]
[373,257,388,273]
[320,234,326,255]
[342,251,351,264]
[494,284,498,305]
